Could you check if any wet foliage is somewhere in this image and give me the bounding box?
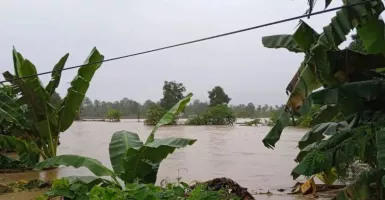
[262,0,385,198]
[37,177,243,200]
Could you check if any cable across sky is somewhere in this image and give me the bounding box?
[0,0,375,84]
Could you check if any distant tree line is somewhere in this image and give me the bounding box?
[52,85,285,120]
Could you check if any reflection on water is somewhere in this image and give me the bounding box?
[0,119,311,199]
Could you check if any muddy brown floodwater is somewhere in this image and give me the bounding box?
[0,119,318,200]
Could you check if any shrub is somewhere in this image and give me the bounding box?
[144,105,170,125]
[186,105,236,125]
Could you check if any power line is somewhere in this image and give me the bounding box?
[0,0,375,84]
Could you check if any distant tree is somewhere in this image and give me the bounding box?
[105,109,121,122]
[208,86,231,106]
[142,100,156,116]
[184,99,209,116]
[245,103,256,117]
[256,105,262,117]
[160,81,186,110]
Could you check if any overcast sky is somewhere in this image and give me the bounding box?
[1,0,355,105]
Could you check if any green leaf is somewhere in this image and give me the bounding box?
[332,170,382,200]
[65,176,113,189]
[121,137,196,184]
[292,20,319,51]
[376,128,385,169]
[12,47,24,78]
[298,122,347,150]
[45,54,69,96]
[262,35,303,53]
[325,0,332,9]
[0,90,24,126]
[262,111,291,149]
[357,18,385,54]
[145,93,192,144]
[317,0,384,49]
[58,48,104,132]
[34,155,116,178]
[0,134,40,166]
[310,105,340,126]
[109,131,143,175]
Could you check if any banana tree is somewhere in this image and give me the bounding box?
[34,94,196,192]
[262,0,385,198]
[262,0,385,149]
[0,47,104,166]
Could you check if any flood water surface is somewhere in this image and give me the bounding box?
[0,120,311,199]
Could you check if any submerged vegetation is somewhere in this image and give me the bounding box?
[105,109,121,122]
[262,0,385,198]
[186,86,236,125]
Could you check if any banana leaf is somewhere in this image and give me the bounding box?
[292,20,319,52]
[0,90,24,126]
[109,131,143,175]
[10,59,57,156]
[58,48,104,132]
[262,35,303,53]
[292,128,358,179]
[298,121,348,150]
[65,176,114,188]
[34,154,117,178]
[262,110,291,149]
[317,0,384,50]
[0,134,40,166]
[332,170,383,200]
[357,18,385,54]
[120,136,196,184]
[263,63,321,149]
[145,93,192,144]
[310,105,340,126]
[376,128,385,168]
[12,47,24,78]
[45,54,69,96]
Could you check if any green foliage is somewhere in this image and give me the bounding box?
[40,177,238,200]
[186,105,236,125]
[0,154,27,170]
[144,105,168,125]
[208,86,231,106]
[262,0,385,197]
[105,109,121,122]
[160,81,186,110]
[0,47,103,168]
[35,94,195,187]
[296,105,321,127]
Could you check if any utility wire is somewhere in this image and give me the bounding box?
[0,0,375,84]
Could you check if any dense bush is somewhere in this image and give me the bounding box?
[144,105,172,125]
[186,105,236,125]
[105,109,121,122]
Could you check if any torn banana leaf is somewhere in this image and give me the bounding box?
[262,35,303,53]
[317,0,384,50]
[263,61,322,148]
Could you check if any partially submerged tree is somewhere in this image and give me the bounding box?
[208,86,231,106]
[187,86,235,125]
[160,81,186,110]
[105,109,121,122]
